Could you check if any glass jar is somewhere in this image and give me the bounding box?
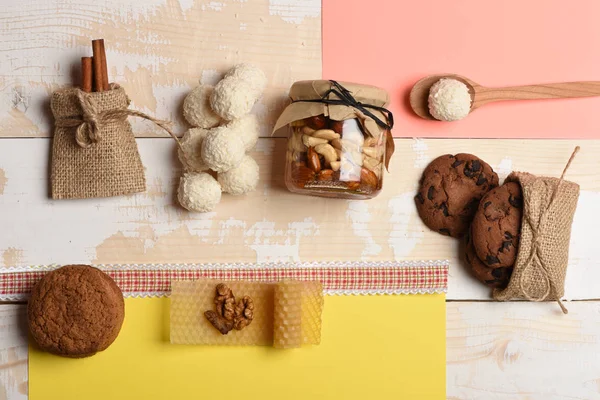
[284,114,387,199]
[274,80,393,200]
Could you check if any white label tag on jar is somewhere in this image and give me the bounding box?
[339,119,363,182]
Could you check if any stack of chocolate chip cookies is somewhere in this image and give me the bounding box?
[415,153,523,289]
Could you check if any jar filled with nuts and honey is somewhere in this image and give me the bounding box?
[274,80,394,200]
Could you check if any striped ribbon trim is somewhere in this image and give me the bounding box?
[0,261,449,301]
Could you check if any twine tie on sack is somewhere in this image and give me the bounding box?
[518,146,580,314]
[55,88,184,150]
[294,80,394,133]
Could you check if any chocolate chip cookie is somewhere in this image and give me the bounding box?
[464,228,513,288]
[28,265,125,358]
[471,182,523,268]
[415,153,499,238]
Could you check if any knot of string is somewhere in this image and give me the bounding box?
[54,88,190,166]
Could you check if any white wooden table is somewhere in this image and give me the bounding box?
[2,2,600,399]
[2,139,599,400]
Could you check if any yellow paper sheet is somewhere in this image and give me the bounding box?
[30,295,446,399]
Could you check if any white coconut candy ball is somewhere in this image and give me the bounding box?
[210,64,266,121]
[177,172,222,212]
[428,78,472,121]
[183,85,222,128]
[178,127,210,172]
[201,126,246,172]
[210,79,258,121]
[224,63,267,93]
[218,155,260,195]
[226,114,259,151]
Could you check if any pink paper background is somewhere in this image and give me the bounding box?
[323,0,600,138]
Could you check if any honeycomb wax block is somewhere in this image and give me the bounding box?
[273,281,324,349]
[170,280,274,345]
[273,281,303,349]
[300,281,324,345]
[170,279,323,347]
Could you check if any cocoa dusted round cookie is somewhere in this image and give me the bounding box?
[464,228,513,289]
[415,153,499,238]
[28,265,125,358]
[471,182,523,268]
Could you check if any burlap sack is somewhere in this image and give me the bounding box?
[493,152,580,313]
[51,84,146,199]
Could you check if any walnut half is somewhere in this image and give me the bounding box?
[204,310,234,335]
[233,296,254,330]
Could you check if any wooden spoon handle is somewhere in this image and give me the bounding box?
[473,81,600,108]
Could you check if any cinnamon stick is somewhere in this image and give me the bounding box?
[81,57,92,93]
[92,39,104,92]
[98,39,109,90]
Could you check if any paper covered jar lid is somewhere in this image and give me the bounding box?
[289,80,389,105]
[272,80,392,137]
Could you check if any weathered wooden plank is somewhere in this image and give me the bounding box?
[447,301,600,400]
[0,138,597,301]
[0,305,27,400]
[0,0,322,138]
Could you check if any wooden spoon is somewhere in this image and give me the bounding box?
[410,74,600,120]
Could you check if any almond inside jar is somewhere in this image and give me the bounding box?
[285,114,385,199]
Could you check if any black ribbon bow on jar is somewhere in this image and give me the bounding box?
[295,80,394,132]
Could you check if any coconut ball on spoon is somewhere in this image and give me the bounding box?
[428,78,472,121]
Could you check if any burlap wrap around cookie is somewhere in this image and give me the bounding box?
[51,84,146,199]
[493,153,580,314]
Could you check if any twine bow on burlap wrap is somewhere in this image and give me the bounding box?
[493,147,580,314]
[50,84,182,200]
